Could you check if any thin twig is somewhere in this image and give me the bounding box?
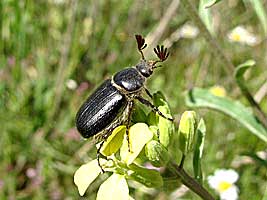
[162,27,182,49]
[254,80,267,103]
[144,0,180,57]
[170,185,189,199]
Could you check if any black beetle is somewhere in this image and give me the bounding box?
[76,35,173,166]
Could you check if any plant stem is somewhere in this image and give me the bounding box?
[169,162,215,200]
[240,87,267,128]
[179,153,186,168]
[180,0,267,129]
[144,0,180,57]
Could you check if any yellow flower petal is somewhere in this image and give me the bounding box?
[74,159,102,196]
[120,123,153,165]
[96,174,129,200]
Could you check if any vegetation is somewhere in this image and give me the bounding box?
[1,0,267,199]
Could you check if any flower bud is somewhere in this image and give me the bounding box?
[178,111,197,155]
[145,140,170,167]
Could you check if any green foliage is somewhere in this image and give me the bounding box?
[145,140,170,167]
[199,0,214,34]
[245,0,267,35]
[1,0,267,199]
[235,60,256,92]
[178,111,198,155]
[193,118,206,184]
[185,87,267,142]
[148,92,175,148]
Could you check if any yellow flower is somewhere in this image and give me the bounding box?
[209,85,226,97]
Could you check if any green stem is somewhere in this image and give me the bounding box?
[179,154,186,168]
[238,85,267,128]
[169,162,215,200]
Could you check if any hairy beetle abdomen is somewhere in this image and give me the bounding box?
[113,68,145,92]
[76,79,127,138]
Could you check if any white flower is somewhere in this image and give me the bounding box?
[208,169,239,200]
[66,79,77,90]
[51,0,65,4]
[227,26,259,46]
[179,23,199,39]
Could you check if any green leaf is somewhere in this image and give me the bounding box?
[234,60,256,96]
[126,163,163,188]
[199,0,214,34]
[234,60,255,90]
[151,91,168,107]
[246,0,267,35]
[147,91,174,148]
[120,123,153,165]
[263,184,267,200]
[101,125,126,156]
[193,118,206,183]
[74,159,102,196]
[185,88,267,142]
[96,174,129,200]
[178,111,198,155]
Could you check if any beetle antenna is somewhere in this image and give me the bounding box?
[153,45,169,66]
[135,34,147,60]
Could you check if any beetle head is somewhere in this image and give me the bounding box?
[135,34,169,78]
[136,60,153,77]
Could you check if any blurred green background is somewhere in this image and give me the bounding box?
[1,0,267,199]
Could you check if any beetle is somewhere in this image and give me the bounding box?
[76,35,173,168]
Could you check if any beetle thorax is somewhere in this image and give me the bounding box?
[112,67,146,93]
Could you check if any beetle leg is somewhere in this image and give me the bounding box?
[124,101,134,152]
[96,141,105,173]
[96,119,124,173]
[144,87,153,99]
[135,96,174,121]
